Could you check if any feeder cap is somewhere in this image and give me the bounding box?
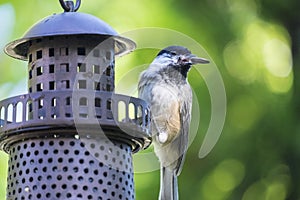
[4,12,136,60]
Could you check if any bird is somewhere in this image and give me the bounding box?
[138,46,209,200]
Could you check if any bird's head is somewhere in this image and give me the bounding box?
[151,46,209,78]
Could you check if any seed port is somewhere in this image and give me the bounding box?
[77,47,86,55]
[49,48,54,57]
[36,50,43,59]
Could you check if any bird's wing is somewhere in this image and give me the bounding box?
[174,85,192,176]
[138,74,192,175]
[150,84,181,143]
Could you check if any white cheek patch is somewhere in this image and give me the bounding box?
[172,55,180,63]
[152,56,171,65]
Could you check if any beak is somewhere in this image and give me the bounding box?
[189,54,210,64]
[179,54,210,65]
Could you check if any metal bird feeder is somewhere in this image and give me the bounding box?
[0,0,151,199]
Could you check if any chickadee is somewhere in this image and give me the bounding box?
[138,46,209,200]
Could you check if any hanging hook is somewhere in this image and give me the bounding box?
[59,0,81,12]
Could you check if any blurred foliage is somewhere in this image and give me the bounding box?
[0,0,300,199]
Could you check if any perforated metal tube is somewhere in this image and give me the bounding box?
[7,137,135,200]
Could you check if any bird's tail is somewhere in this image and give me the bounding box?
[159,167,178,200]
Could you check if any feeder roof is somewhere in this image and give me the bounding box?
[4,12,136,60]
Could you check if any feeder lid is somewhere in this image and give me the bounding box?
[4,12,136,60]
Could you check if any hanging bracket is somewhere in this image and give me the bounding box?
[59,0,81,12]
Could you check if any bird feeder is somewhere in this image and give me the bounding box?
[0,0,151,199]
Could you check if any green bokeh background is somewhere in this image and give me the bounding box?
[0,0,300,199]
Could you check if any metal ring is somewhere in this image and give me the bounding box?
[73,0,81,11]
[59,0,81,12]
